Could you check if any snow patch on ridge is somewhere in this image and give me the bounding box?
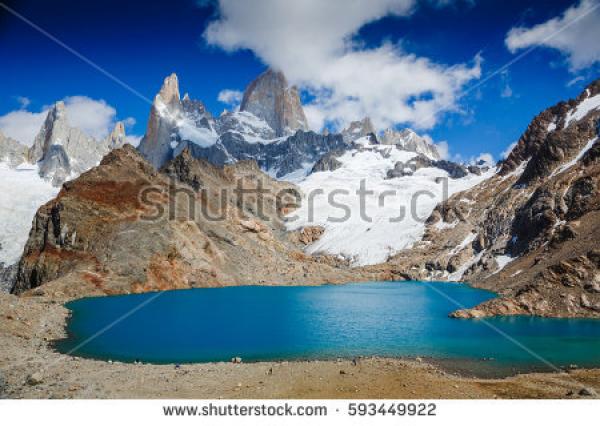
[550,136,598,177]
[564,93,600,128]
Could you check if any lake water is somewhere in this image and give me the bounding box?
[56,282,600,371]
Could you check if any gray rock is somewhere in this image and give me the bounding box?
[381,128,441,159]
[433,160,469,179]
[0,260,18,293]
[386,154,468,179]
[0,131,28,167]
[579,387,596,396]
[341,117,376,143]
[29,102,126,186]
[26,371,44,386]
[311,149,345,173]
[240,69,308,137]
[138,74,217,169]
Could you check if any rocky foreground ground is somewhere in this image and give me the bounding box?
[1,292,598,399]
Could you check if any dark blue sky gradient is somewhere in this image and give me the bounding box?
[1,0,597,159]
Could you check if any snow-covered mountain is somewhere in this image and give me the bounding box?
[137,70,451,182]
[30,101,127,185]
[133,69,487,266]
[381,128,441,160]
[287,135,491,266]
[0,131,28,167]
[0,102,128,275]
[138,71,349,178]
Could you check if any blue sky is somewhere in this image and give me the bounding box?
[1,0,598,161]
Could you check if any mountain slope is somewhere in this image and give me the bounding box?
[0,103,127,276]
[386,79,600,318]
[12,146,385,298]
[287,136,491,266]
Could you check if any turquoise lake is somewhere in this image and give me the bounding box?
[56,282,600,371]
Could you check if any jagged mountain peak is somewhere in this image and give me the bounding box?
[499,78,600,183]
[240,68,309,137]
[157,73,180,106]
[381,127,440,160]
[0,128,28,167]
[341,117,376,143]
[104,121,127,149]
[25,101,125,186]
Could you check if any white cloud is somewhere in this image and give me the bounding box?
[125,135,142,147]
[501,141,518,159]
[0,110,46,146]
[123,117,137,127]
[204,0,481,131]
[505,0,600,71]
[434,140,449,159]
[15,96,31,109]
[0,96,135,146]
[474,152,494,166]
[217,89,243,107]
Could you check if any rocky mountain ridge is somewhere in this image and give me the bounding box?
[11,146,387,297]
[386,79,600,318]
[137,70,445,180]
[0,101,128,186]
[0,131,28,167]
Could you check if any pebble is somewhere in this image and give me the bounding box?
[579,387,596,396]
[26,372,44,386]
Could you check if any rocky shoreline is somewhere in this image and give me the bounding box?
[1,291,599,399]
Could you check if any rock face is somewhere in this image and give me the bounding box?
[381,128,441,159]
[12,146,384,298]
[341,117,376,143]
[0,131,28,167]
[138,73,218,169]
[387,79,600,318]
[28,102,126,186]
[0,254,17,293]
[240,69,309,137]
[311,149,346,173]
[386,154,469,179]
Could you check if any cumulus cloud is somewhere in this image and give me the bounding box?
[434,140,450,159]
[204,0,481,131]
[501,141,518,159]
[0,110,46,146]
[505,0,600,71]
[0,96,135,146]
[474,152,494,166]
[217,89,243,108]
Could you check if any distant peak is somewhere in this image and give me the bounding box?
[112,121,125,136]
[240,68,308,137]
[158,73,180,105]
